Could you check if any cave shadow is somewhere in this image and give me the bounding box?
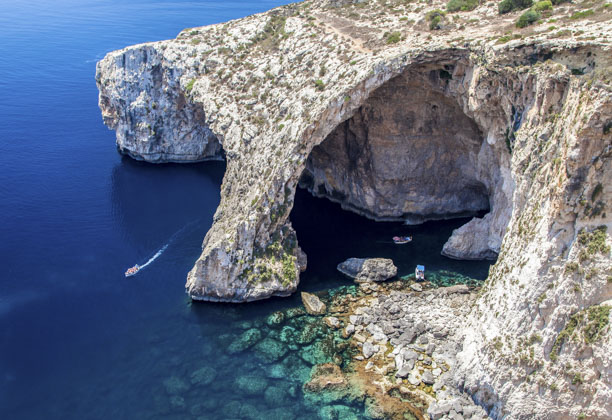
[290,187,494,293]
[290,62,504,291]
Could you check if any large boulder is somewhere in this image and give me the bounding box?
[301,292,327,315]
[337,258,397,282]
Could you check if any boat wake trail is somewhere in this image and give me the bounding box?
[125,220,200,276]
[138,244,169,270]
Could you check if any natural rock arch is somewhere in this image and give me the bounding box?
[299,61,509,261]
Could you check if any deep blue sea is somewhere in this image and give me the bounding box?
[0,1,492,419]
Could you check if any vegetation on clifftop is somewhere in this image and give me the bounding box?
[550,304,611,362]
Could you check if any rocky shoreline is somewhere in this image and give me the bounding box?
[153,273,489,419]
[304,275,490,420]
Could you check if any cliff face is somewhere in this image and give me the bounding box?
[96,0,611,417]
[97,45,223,162]
[456,73,612,419]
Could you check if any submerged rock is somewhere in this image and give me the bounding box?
[264,385,289,407]
[337,258,397,282]
[227,328,262,354]
[163,376,190,395]
[266,311,285,327]
[300,341,334,366]
[301,292,326,315]
[295,320,322,345]
[254,337,287,363]
[318,405,359,420]
[169,395,186,411]
[235,375,269,395]
[190,366,217,386]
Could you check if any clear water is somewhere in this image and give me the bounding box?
[0,1,493,419]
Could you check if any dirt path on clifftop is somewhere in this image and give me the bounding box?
[313,15,372,54]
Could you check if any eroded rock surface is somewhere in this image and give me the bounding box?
[301,291,327,315]
[301,69,490,223]
[337,257,397,282]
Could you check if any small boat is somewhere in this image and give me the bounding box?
[415,265,425,281]
[125,264,140,277]
[393,236,412,244]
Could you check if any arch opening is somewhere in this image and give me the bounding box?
[297,64,501,261]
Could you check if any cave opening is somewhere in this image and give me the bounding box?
[291,64,500,289]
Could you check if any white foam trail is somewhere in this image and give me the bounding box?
[127,220,200,275]
[138,244,169,271]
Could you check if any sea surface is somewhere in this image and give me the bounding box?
[0,1,493,419]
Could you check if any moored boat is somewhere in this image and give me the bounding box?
[415,265,425,281]
[125,264,140,277]
[393,235,412,244]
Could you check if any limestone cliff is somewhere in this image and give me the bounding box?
[96,0,611,418]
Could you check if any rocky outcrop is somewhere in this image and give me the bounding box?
[337,257,397,282]
[97,45,223,163]
[97,0,612,417]
[301,292,327,315]
[441,215,498,260]
[345,280,489,419]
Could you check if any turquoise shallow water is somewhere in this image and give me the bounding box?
[0,1,494,418]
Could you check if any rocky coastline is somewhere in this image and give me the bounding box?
[97,0,611,417]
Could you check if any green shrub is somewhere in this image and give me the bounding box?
[532,0,552,11]
[577,225,610,257]
[570,9,594,19]
[447,0,479,12]
[550,0,569,4]
[314,79,325,91]
[385,31,401,43]
[185,79,196,93]
[499,0,533,14]
[550,304,611,362]
[497,35,512,44]
[427,9,446,29]
[516,10,541,27]
[430,15,442,29]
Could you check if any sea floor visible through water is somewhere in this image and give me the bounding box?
[2,183,494,420]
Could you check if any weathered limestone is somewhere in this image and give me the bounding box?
[97,45,223,163]
[301,292,327,315]
[303,363,347,393]
[441,215,498,260]
[337,257,397,282]
[97,0,612,418]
